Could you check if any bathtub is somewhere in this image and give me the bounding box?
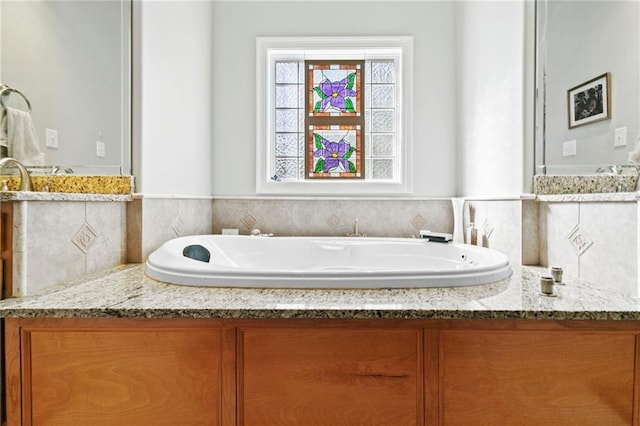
[145,235,512,288]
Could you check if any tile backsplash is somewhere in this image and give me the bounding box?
[11,200,126,295]
[539,200,638,296]
[6,195,214,296]
[126,196,214,263]
[212,198,454,238]
[463,199,537,268]
[5,192,638,298]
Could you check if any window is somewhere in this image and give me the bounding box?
[257,37,413,195]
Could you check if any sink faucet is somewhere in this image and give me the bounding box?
[50,166,74,175]
[596,165,621,175]
[0,157,32,191]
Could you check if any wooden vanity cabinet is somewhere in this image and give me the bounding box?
[5,318,225,426]
[4,318,640,425]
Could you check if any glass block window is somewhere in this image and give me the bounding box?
[258,37,412,194]
[273,61,305,180]
[274,59,397,181]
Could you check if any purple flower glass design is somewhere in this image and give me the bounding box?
[313,134,356,173]
[313,72,357,113]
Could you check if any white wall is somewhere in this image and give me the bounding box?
[456,1,527,197]
[133,1,530,198]
[211,1,458,197]
[135,1,213,195]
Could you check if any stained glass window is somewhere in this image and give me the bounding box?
[258,37,411,194]
[307,125,362,178]
[304,60,364,179]
[307,62,362,117]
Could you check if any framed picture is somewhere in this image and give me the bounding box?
[567,72,611,128]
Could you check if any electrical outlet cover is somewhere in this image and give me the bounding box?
[96,140,106,158]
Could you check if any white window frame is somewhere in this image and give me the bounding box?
[256,36,413,195]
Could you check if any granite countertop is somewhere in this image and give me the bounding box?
[0,175,133,195]
[537,192,640,202]
[0,264,637,320]
[533,174,639,195]
[0,191,133,202]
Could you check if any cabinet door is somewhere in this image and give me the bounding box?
[441,331,636,425]
[239,327,422,425]
[24,326,221,425]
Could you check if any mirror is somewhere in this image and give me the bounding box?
[536,0,640,174]
[0,0,131,175]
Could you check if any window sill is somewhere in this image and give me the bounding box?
[256,179,412,196]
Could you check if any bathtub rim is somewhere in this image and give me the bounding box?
[145,235,513,289]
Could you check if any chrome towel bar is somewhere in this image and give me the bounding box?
[0,84,31,113]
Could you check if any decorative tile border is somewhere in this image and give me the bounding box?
[172,215,185,237]
[482,219,495,240]
[410,214,427,230]
[241,213,258,230]
[326,214,341,230]
[72,222,100,254]
[566,224,593,256]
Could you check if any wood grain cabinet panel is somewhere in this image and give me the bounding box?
[6,318,640,425]
[20,324,222,425]
[441,331,636,425]
[238,327,423,425]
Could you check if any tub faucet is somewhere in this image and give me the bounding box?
[346,218,366,237]
[0,157,32,191]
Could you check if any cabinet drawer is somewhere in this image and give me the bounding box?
[239,327,422,425]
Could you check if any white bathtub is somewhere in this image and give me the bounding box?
[145,235,512,288]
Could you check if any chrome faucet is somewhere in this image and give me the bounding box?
[50,165,74,174]
[0,157,32,191]
[346,218,366,237]
[596,165,622,175]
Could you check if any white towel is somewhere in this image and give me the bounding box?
[4,106,44,165]
[0,110,7,148]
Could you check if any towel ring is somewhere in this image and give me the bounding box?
[0,85,32,114]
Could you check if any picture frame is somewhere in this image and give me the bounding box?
[567,72,611,129]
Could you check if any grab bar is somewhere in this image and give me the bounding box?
[0,84,31,113]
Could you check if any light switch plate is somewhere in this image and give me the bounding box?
[562,139,576,157]
[614,127,627,147]
[45,128,59,149]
